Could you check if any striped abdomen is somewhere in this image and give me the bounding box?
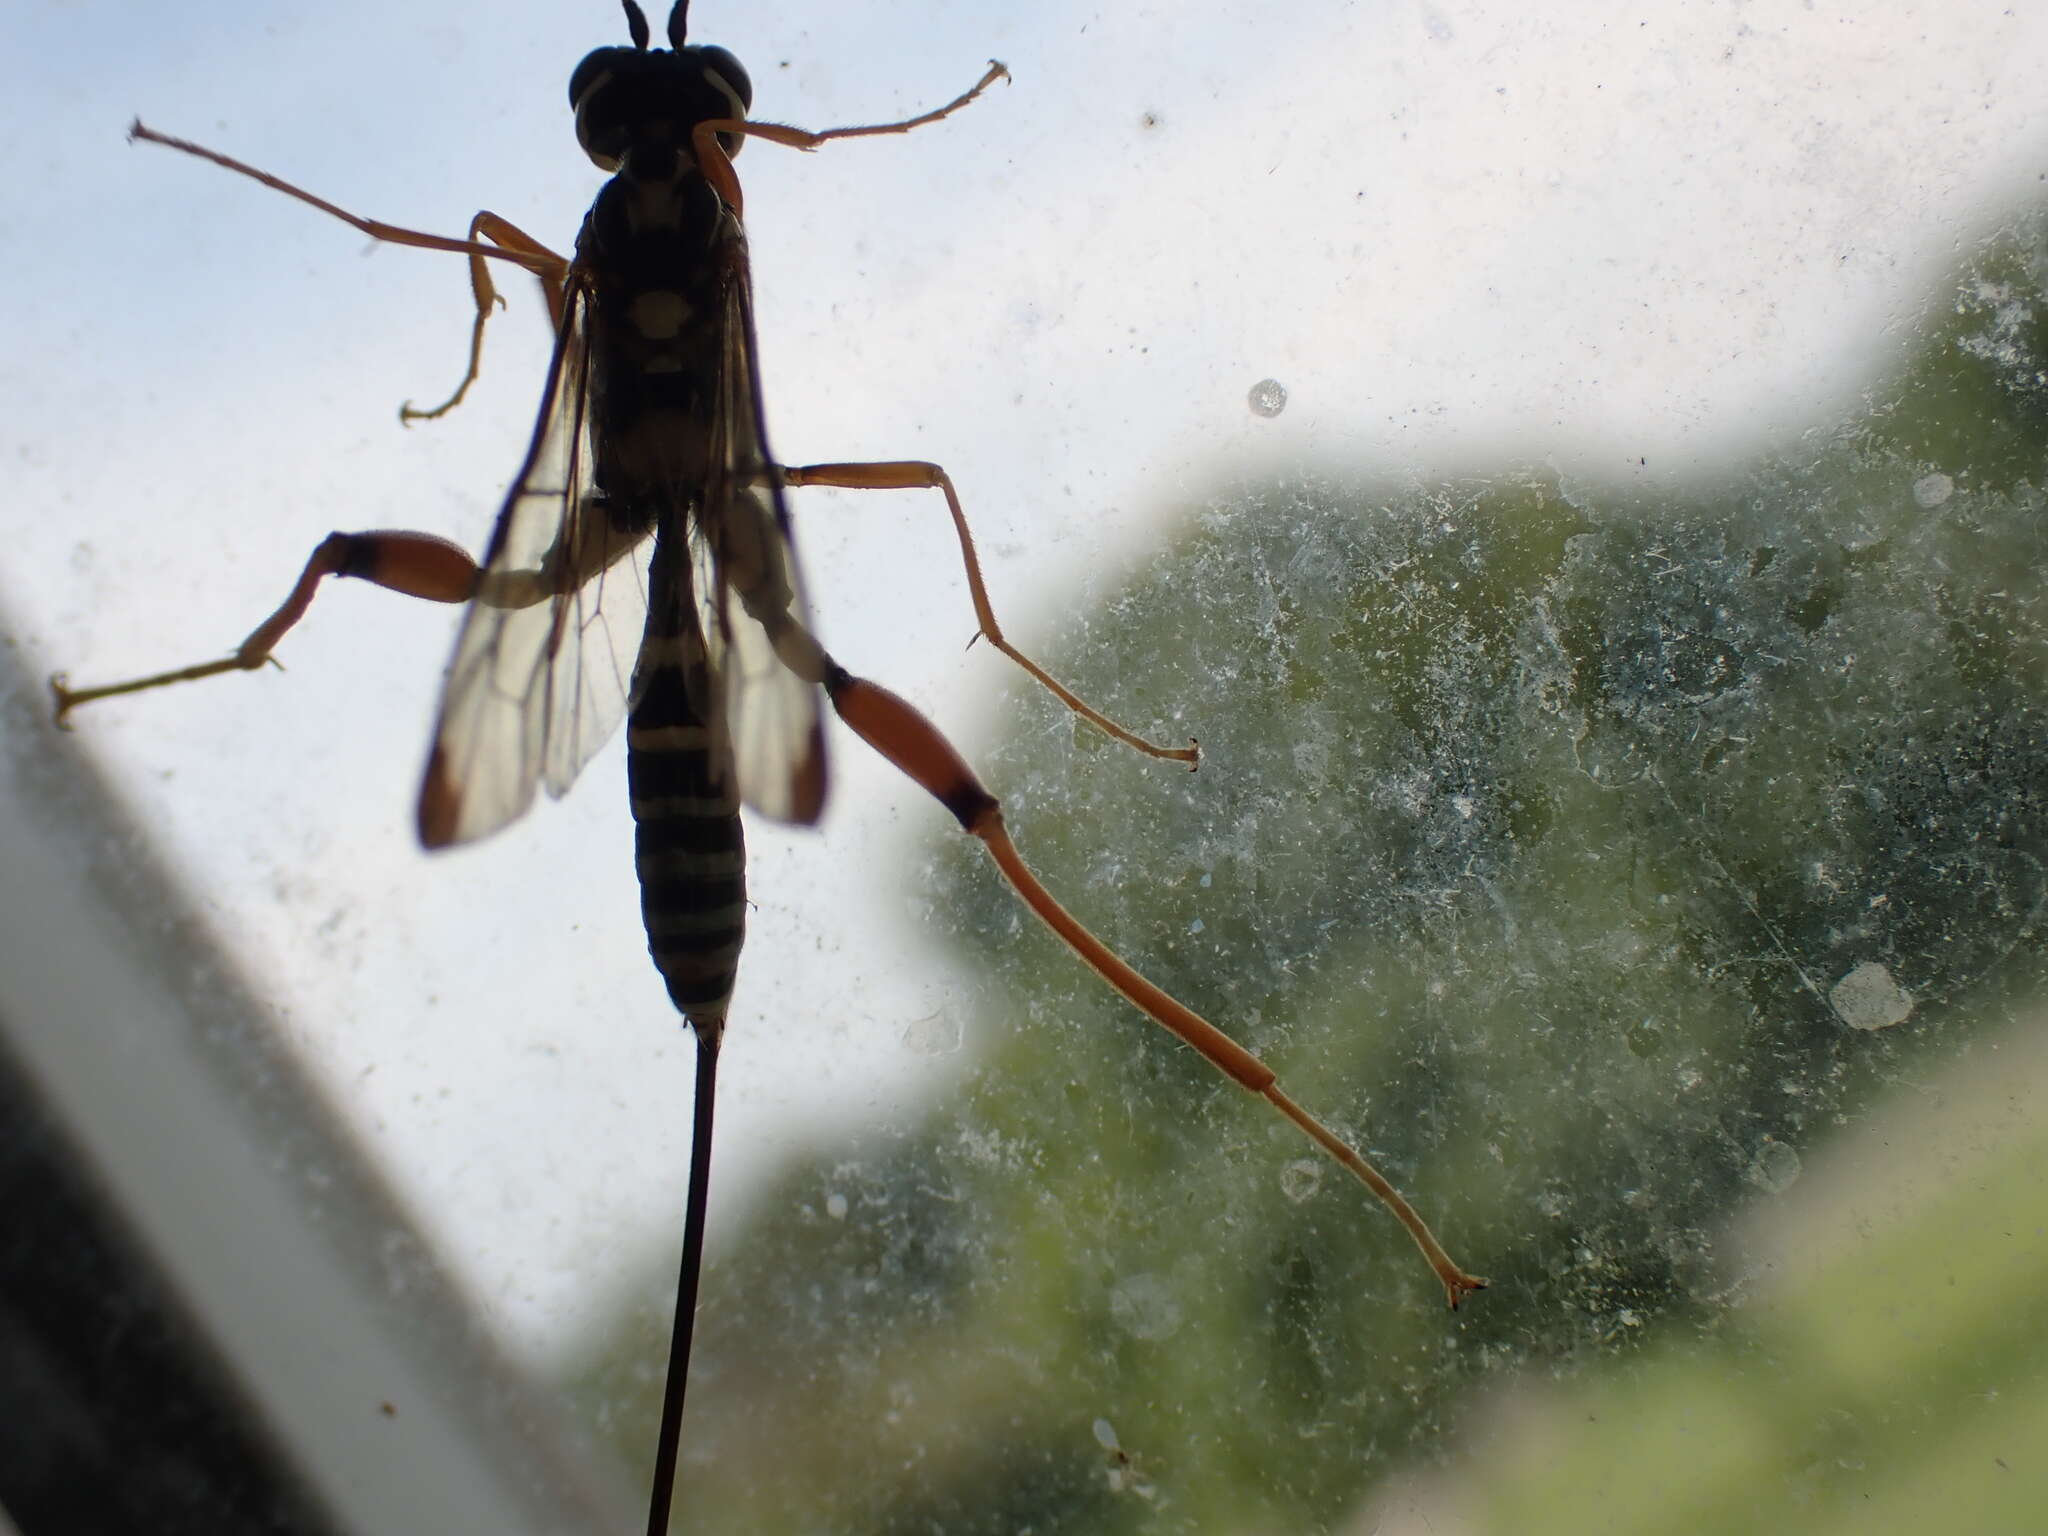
[628,543,745,1029]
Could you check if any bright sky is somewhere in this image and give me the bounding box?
[5,0,2044,1361]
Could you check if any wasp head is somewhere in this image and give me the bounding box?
[571,1,751,172]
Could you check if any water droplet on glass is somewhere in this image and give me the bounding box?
[1911,471,1954,508]
[1280,1158,1324,1203]
[901,1009,964,1056]
[1744,1139,1802,1194]
[1247,378,1288,417]
[1108,1272,1184,1340]
[1831,960,1914,1030]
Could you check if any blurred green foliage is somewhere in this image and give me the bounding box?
[571,216,2048,1532]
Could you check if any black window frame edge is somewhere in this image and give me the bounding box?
[0,632,628,1535]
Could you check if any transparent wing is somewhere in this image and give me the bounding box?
[684,213,828,825]
[418,276,654,847]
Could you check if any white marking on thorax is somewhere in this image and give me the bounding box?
[630,289,692,340]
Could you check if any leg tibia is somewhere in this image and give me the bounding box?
[783,459,1199,767]
[51,530,479,723]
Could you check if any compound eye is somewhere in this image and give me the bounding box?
[573,87,627,169]
[569,45,630,114]
[699,46,752,116]
[569,46,635,169]
[693,45,751,160]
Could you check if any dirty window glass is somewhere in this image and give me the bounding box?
[11,3,2046,1532]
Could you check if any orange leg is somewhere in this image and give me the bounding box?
[826,663,1485,1309]
[129,123,570,421]
[783,460,1199,768]
[401,214,572,424]
[131,122,563,273]
[51,532,477,725]
[690,60,1009,217]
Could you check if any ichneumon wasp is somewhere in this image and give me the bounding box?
[52,3,1484,1527]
